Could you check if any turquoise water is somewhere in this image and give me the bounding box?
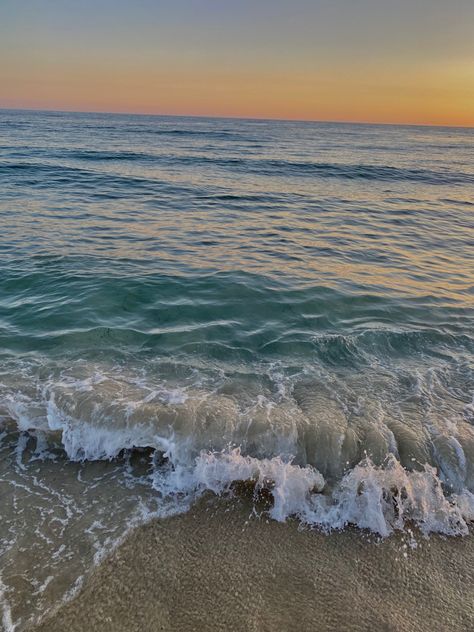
[0,109,473,627]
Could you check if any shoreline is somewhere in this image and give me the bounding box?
[35,495,474,632]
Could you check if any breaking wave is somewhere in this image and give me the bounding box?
[3,354,474,539]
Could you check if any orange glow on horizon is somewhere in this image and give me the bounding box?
[2,59,473,128]
[1,2,473,128]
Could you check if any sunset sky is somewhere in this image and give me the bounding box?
[1,0,473,126]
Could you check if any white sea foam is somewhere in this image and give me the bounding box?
[8,408,472,539]
[149,448,474,537]
[4,378,474,538]
[46,393,169,461]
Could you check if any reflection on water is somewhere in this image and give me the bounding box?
[1,111,473,302]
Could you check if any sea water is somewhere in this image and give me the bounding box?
[0,109,473,629]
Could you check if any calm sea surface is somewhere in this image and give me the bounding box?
[0,110,473,628]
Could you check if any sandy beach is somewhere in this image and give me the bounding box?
[35,495,474,632]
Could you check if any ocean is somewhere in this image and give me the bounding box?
[0,109,473,629]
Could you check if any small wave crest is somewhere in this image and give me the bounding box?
[2,155,472,186]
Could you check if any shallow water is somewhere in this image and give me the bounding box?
[0,109,473,629]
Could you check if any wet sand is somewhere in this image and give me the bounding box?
[35,496,474,632]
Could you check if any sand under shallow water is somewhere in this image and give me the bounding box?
[35,496,474,632]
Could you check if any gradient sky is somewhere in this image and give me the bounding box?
[1,0,473,126]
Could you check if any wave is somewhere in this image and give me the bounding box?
[74,125,248,140]
[2,155,473,185]
[189,449,474,537]
[3,355,474,537]
[210,157,474,185]
[3,413,474,538]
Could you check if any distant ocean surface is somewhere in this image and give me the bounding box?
[0,109,473,629]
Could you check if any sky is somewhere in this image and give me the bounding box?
[0,0,473,126]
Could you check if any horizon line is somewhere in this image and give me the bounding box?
[1,105,473,130]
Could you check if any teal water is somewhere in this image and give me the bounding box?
[0,110,473,628]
